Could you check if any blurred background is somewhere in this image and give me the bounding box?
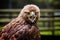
[0,0,60,40]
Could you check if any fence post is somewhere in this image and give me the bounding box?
[51,12,54,36]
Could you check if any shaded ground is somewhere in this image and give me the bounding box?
[41,35,60,40]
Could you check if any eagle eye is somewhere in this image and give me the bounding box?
[35,12,39,15]
[24,12,30,15]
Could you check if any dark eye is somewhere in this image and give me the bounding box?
[27,12,30,15]
[25,12,30,15]
[35,12,39,15]
[24,12,28,13]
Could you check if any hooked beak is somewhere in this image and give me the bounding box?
[29,12,36,23]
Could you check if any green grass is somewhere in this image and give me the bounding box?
[54,30,60,35]
[40,30,60,35]
[40,31,52,35]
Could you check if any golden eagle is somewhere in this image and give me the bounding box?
[0,4,40,40]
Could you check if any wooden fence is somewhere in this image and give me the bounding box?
[0,9,60,35]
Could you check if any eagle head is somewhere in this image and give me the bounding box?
[18,4,40,24]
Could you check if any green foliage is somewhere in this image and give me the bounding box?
[50,0,60,9]
[0,26,3,30]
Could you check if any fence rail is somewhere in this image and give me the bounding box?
[0,9,60,12]
[0,9,60,32]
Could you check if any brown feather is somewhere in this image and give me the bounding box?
[0,4,40,40]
